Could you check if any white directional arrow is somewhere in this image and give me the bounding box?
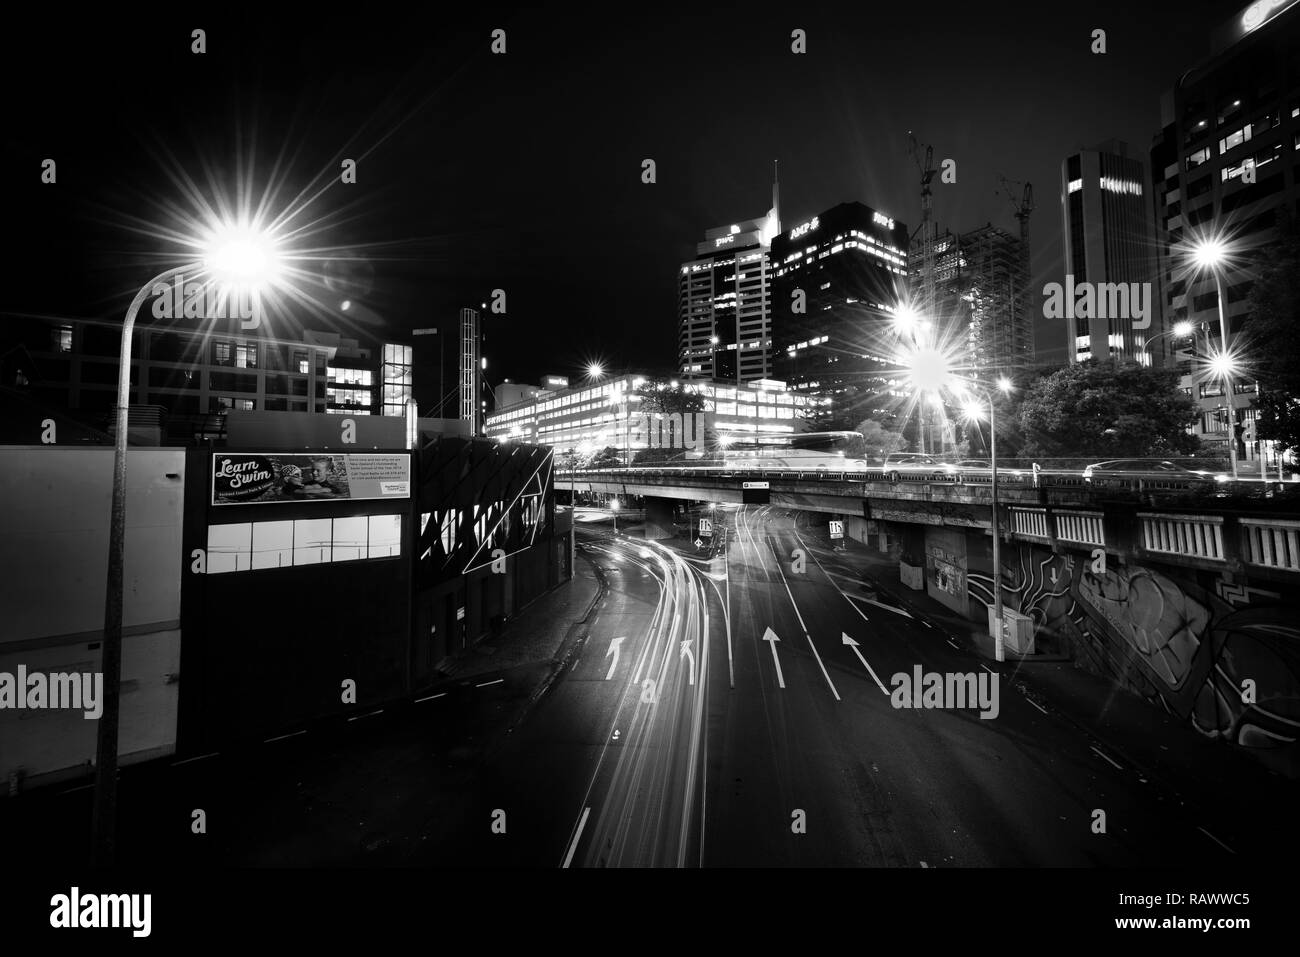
[1049,567,1058,584]
[842,633,890,695]
[680,639,696,685]
[605,636,626,680]
[762,627,785,689]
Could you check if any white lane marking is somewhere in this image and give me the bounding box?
[1023,697,1049,716]
[762,627,786,689]
[264,730,307,743]
[1197,826,1236,855]
[946,639,960,650]
[475,678,504,688]
[1090,746,1123,770]
[414,692,447,703]
[605,636,625,680]
[563,807,591,868]
[171,752,219,767]
[773,537,839,701]
[842,634,890,696]
[980,664,997,676]
[347,709,384,722]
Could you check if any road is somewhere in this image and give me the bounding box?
[451,504,1239,867]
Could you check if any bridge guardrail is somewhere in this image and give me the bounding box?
[554,466,1298,500]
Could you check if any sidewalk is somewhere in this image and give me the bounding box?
[812,532,1299,857]
[435,555,602,682]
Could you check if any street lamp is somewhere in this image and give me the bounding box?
[610,497,620,535]
[950,373,1014,661]
[93,224,283,866]
[586,361,605,382]
[1189,238,1238,479]
[1138,319,1197,372]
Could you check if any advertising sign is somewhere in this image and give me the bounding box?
[212,452,411,506]
[829,520,844,539]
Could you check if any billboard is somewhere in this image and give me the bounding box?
[212,452,411,506]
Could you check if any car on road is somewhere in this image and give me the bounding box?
[951,458,1029,479]
[881,452,951,482]
[1081,458,1230,485]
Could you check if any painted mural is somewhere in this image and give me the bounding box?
[968,546,1300,778]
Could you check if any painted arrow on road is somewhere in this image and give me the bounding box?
[605,637,626,680]
[762,627,785,689]
[842,633,890,695]
[680,639,696,685]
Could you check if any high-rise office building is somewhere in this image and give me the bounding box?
[678,179,781,383]
[1149,0,1300,457]
[770,201,910,429]
[1061,140,1156,364]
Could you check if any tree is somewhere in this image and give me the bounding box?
[855,418,905,460]
[587,446,622,468]
[1017,359,1200,461]
[1240,212,1300,452]
[634,378,715,462]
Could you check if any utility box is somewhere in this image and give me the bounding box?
[900,560,924,591]
[988,606,1035,655]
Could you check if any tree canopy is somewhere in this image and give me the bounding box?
[1016,359,1200,460]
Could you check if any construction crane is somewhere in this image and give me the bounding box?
[908,132,937,319]
[996,175,1036,366]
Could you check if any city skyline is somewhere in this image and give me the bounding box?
[3,2,1248,387]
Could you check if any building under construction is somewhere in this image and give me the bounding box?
[909,223,1034,374]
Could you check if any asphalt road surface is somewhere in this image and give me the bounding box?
[450,505,1240,867]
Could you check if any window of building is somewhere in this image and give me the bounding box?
[1185,147,1212,169]
[1200,381,1224,398]
[236,343,258,368]
[294,350,309,374]
[213,341,234,366]
[53,324,72,353]
[1218,124,1253,154]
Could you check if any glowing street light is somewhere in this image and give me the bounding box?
[903,345,954,394]
[1187,233,1238,478]
[913,348,1014,660]
[610,496,620,535]
[586,362,605,381]
[1172,319,1194,338]
[94,219,286,866]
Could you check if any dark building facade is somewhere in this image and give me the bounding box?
[1149,0,1300,458]
[176,434,567,753]
[769,201,910,429]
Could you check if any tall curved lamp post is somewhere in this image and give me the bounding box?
[93,227,282,866]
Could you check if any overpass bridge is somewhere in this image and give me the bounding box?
[558,466,1300,580]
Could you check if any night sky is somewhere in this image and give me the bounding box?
[2,1,1247,386]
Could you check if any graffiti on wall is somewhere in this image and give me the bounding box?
[968,546,1300,776]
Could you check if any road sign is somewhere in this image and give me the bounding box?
[742,481,769,489]
[700,518,713,537]
[829,520,844,539]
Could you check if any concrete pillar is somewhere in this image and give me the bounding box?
[644,496,677,541]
